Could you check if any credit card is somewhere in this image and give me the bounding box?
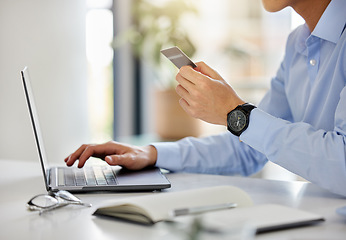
[160,46,197,69]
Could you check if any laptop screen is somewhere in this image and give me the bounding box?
[21,67,51,191]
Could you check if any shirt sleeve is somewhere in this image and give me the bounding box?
[241,87,346,197]
[153,131,267,176]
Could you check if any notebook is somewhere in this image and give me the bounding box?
[92,185,324,233]
[20,66,171,192]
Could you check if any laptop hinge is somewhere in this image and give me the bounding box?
[47,169,52,192]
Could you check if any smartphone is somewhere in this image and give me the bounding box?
[160,46,197,69]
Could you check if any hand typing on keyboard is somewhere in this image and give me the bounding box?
[65,141,157,170]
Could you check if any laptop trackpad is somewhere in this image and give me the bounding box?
[116,168,167,185]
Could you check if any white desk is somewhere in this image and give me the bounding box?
[0,159,345,240]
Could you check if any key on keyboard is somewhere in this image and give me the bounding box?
[103,167,118,185]
[74,169,87,186]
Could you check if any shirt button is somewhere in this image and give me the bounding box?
[310,59,316,66]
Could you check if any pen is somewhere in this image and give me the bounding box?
[171,202,237,217]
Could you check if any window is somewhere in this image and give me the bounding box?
[86,0,114,142]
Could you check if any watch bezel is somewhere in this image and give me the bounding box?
[227,103,256,137]
[228,109,247,132]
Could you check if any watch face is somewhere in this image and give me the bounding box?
[228,110,247,132]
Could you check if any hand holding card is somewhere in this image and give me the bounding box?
[161,46,197,69]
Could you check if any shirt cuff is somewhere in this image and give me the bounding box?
[151,141,182,172]
[240,108,283,154]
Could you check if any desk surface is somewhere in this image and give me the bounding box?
[0,159,345,240]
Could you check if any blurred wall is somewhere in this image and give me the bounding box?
[0,0,90,163]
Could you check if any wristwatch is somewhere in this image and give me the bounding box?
[227,103,256,137]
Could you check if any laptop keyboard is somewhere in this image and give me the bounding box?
[58,166,118,186]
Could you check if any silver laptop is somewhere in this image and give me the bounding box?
[21,67,171,192]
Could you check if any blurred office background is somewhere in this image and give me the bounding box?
[0,0,304,180]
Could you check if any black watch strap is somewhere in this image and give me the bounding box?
[241,103,257,113]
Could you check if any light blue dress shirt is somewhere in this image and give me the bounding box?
[153,0,346,197]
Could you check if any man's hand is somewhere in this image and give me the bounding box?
[175,61,245,125]
[64,141,157,170]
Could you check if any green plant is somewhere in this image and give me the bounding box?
[113,0,198,88]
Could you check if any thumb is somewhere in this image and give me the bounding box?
[195,61,223,80]
[105,155,126,166]
[105,154,138,170]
